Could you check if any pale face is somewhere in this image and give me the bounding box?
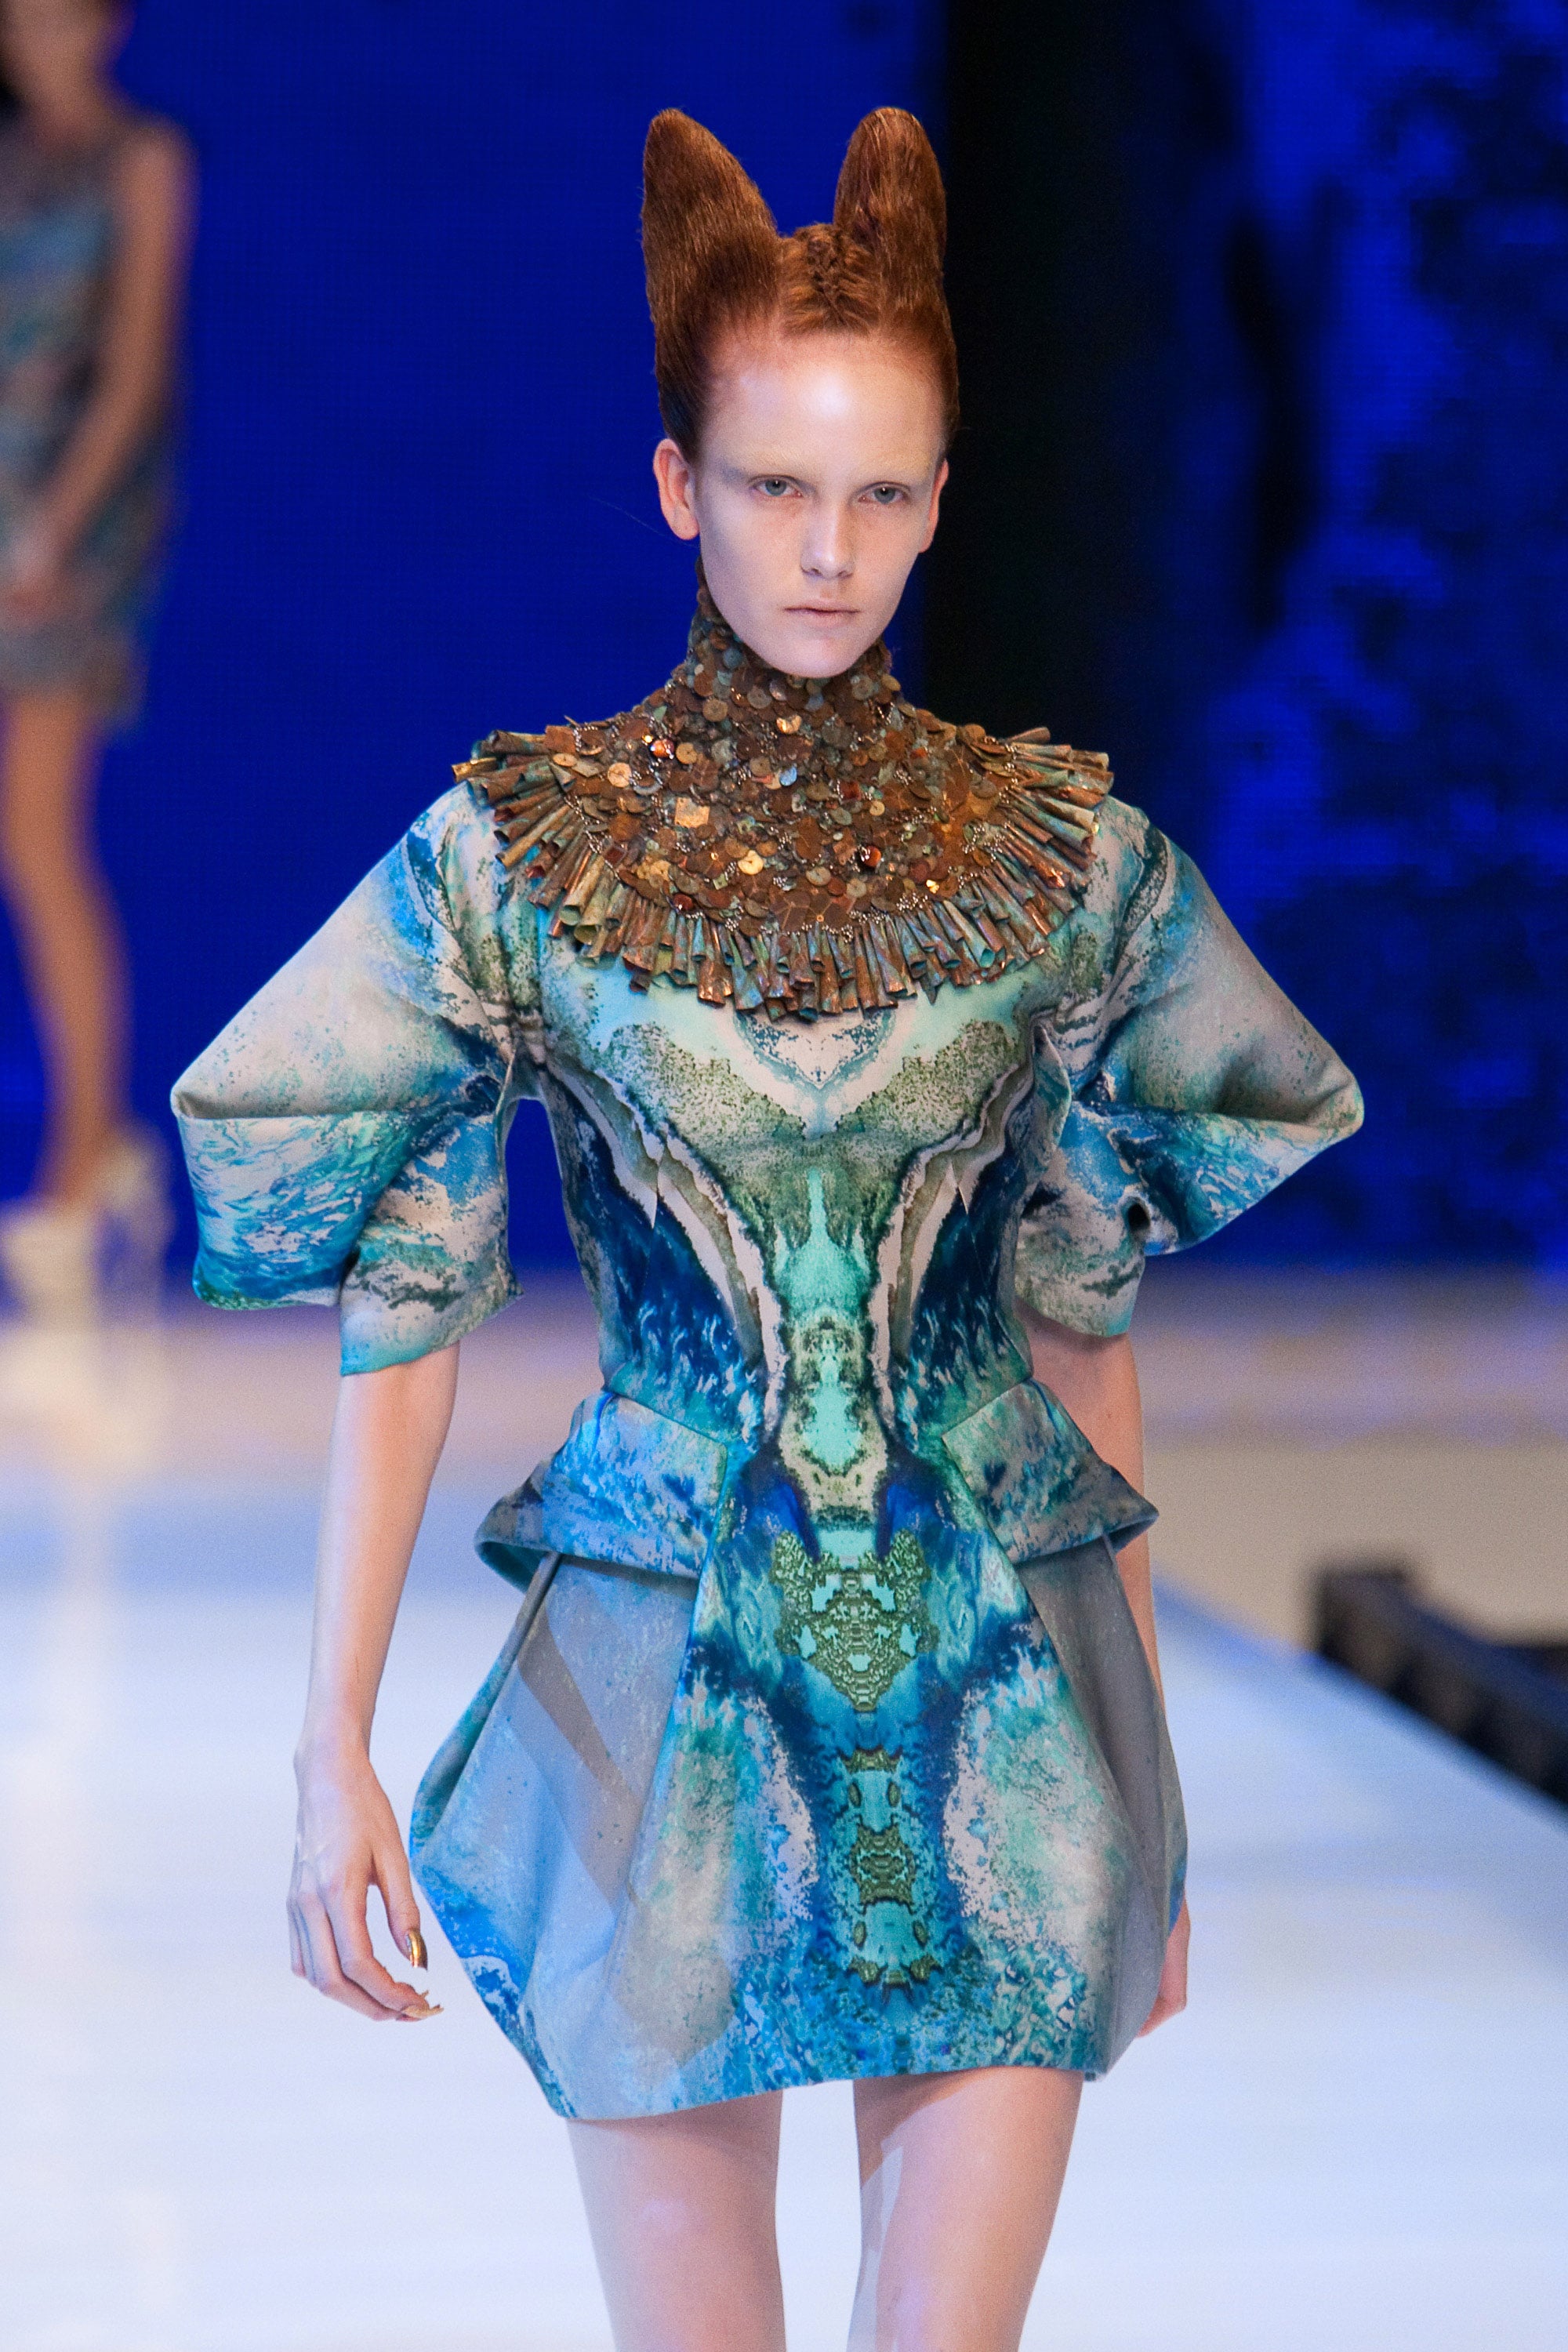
[0,0,125,111]
[652,328,949,680]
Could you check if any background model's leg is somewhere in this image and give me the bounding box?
[568,2088,786,2352]
[849,2065,1083,2352]
[0,691,123,1201]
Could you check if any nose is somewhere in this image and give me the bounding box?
[800,503,855,584]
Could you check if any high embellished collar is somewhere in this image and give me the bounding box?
[456,580,1111,1020]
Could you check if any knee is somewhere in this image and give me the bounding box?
[0,821,49,906]
[0,802,37,900]
[0,793,82,905]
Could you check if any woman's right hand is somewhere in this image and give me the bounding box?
[287,1739,440,2022]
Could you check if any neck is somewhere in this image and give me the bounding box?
[686,577,891,706]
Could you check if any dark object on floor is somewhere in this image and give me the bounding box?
[1314,1562,1568,1809]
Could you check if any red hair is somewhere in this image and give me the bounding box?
[642,109,959,458]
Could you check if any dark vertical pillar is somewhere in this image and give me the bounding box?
[926,0,1236,815]
[928,5,1150,739]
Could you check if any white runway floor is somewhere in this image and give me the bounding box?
[3,1276,1567,2351]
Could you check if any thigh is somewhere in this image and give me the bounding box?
[568,2089,786,2352]
[850,2065,1083,2352]
[0,691,100,866]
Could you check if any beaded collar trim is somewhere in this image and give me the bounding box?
[456,584,1110,1021]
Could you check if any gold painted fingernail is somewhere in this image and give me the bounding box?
[405,1928,427,1970]
[401,2002,443,2022]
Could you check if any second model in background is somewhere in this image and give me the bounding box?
[0,0,192,1319]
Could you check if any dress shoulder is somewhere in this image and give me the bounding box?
[412,778,542,1018]
[1016,798,1363,1334]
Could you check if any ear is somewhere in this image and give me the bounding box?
[919,456,949,554]
[653,438,702,540]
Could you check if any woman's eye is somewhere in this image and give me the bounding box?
[756,478,794,498]
[865,485,906,506]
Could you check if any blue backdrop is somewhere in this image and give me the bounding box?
[0,0,1562,1270]
[1108,0,1568,1264]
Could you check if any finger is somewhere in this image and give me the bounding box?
[287,1904,307,1980]
[324,1881,431,2014]
[376,1853,424,1965]
[372,1845,426,1975]
[372,1870,445,2017]
[296,1895,401,2021]
[293,1893,329,1990]
[294,1895,350,1998]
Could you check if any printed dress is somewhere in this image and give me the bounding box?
[0,114,173,720]
[174,593,1361,2119]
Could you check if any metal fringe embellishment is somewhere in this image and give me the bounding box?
[455,587,1111,1022]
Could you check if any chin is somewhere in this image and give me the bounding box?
[761,616,879,681]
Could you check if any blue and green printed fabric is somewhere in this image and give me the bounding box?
[174,780,1359,2118]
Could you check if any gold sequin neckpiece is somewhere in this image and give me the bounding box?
[456,584,1111,1021]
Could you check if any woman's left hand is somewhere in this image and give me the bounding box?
[1138,1897,1190,2035]
[0,517,71,621]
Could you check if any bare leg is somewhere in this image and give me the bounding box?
[849,2067,1083,2352]
[568,2089,786,2352]
[0,691,126,1201]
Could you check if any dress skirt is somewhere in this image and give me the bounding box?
[411,1524,1185,2122]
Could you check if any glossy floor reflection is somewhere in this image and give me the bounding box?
[2,1281,1566,2351]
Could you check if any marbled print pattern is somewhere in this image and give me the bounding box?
[174,770,1360,2116]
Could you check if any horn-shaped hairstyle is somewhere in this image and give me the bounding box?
[642,108,959,458]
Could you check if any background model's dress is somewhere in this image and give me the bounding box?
[174,601,1360,2120]
[0,116,170,719]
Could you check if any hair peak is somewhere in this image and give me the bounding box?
[642,109,957,456]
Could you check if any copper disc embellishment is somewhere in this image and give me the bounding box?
[452,586,1112,1022]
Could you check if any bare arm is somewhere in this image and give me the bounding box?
[1022,1308,1189,2032]
[6,123,194,605]
[287,1341,459,2023]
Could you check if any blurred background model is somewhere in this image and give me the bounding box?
[0,0,191,1319]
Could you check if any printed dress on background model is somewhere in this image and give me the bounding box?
[174,586,1360,2120]
[0,114,171,720]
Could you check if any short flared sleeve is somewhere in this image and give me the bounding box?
[172,785,541,1374]
[1016,811,1363,1336]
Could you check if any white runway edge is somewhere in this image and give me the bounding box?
[3,1456,1566,2352]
